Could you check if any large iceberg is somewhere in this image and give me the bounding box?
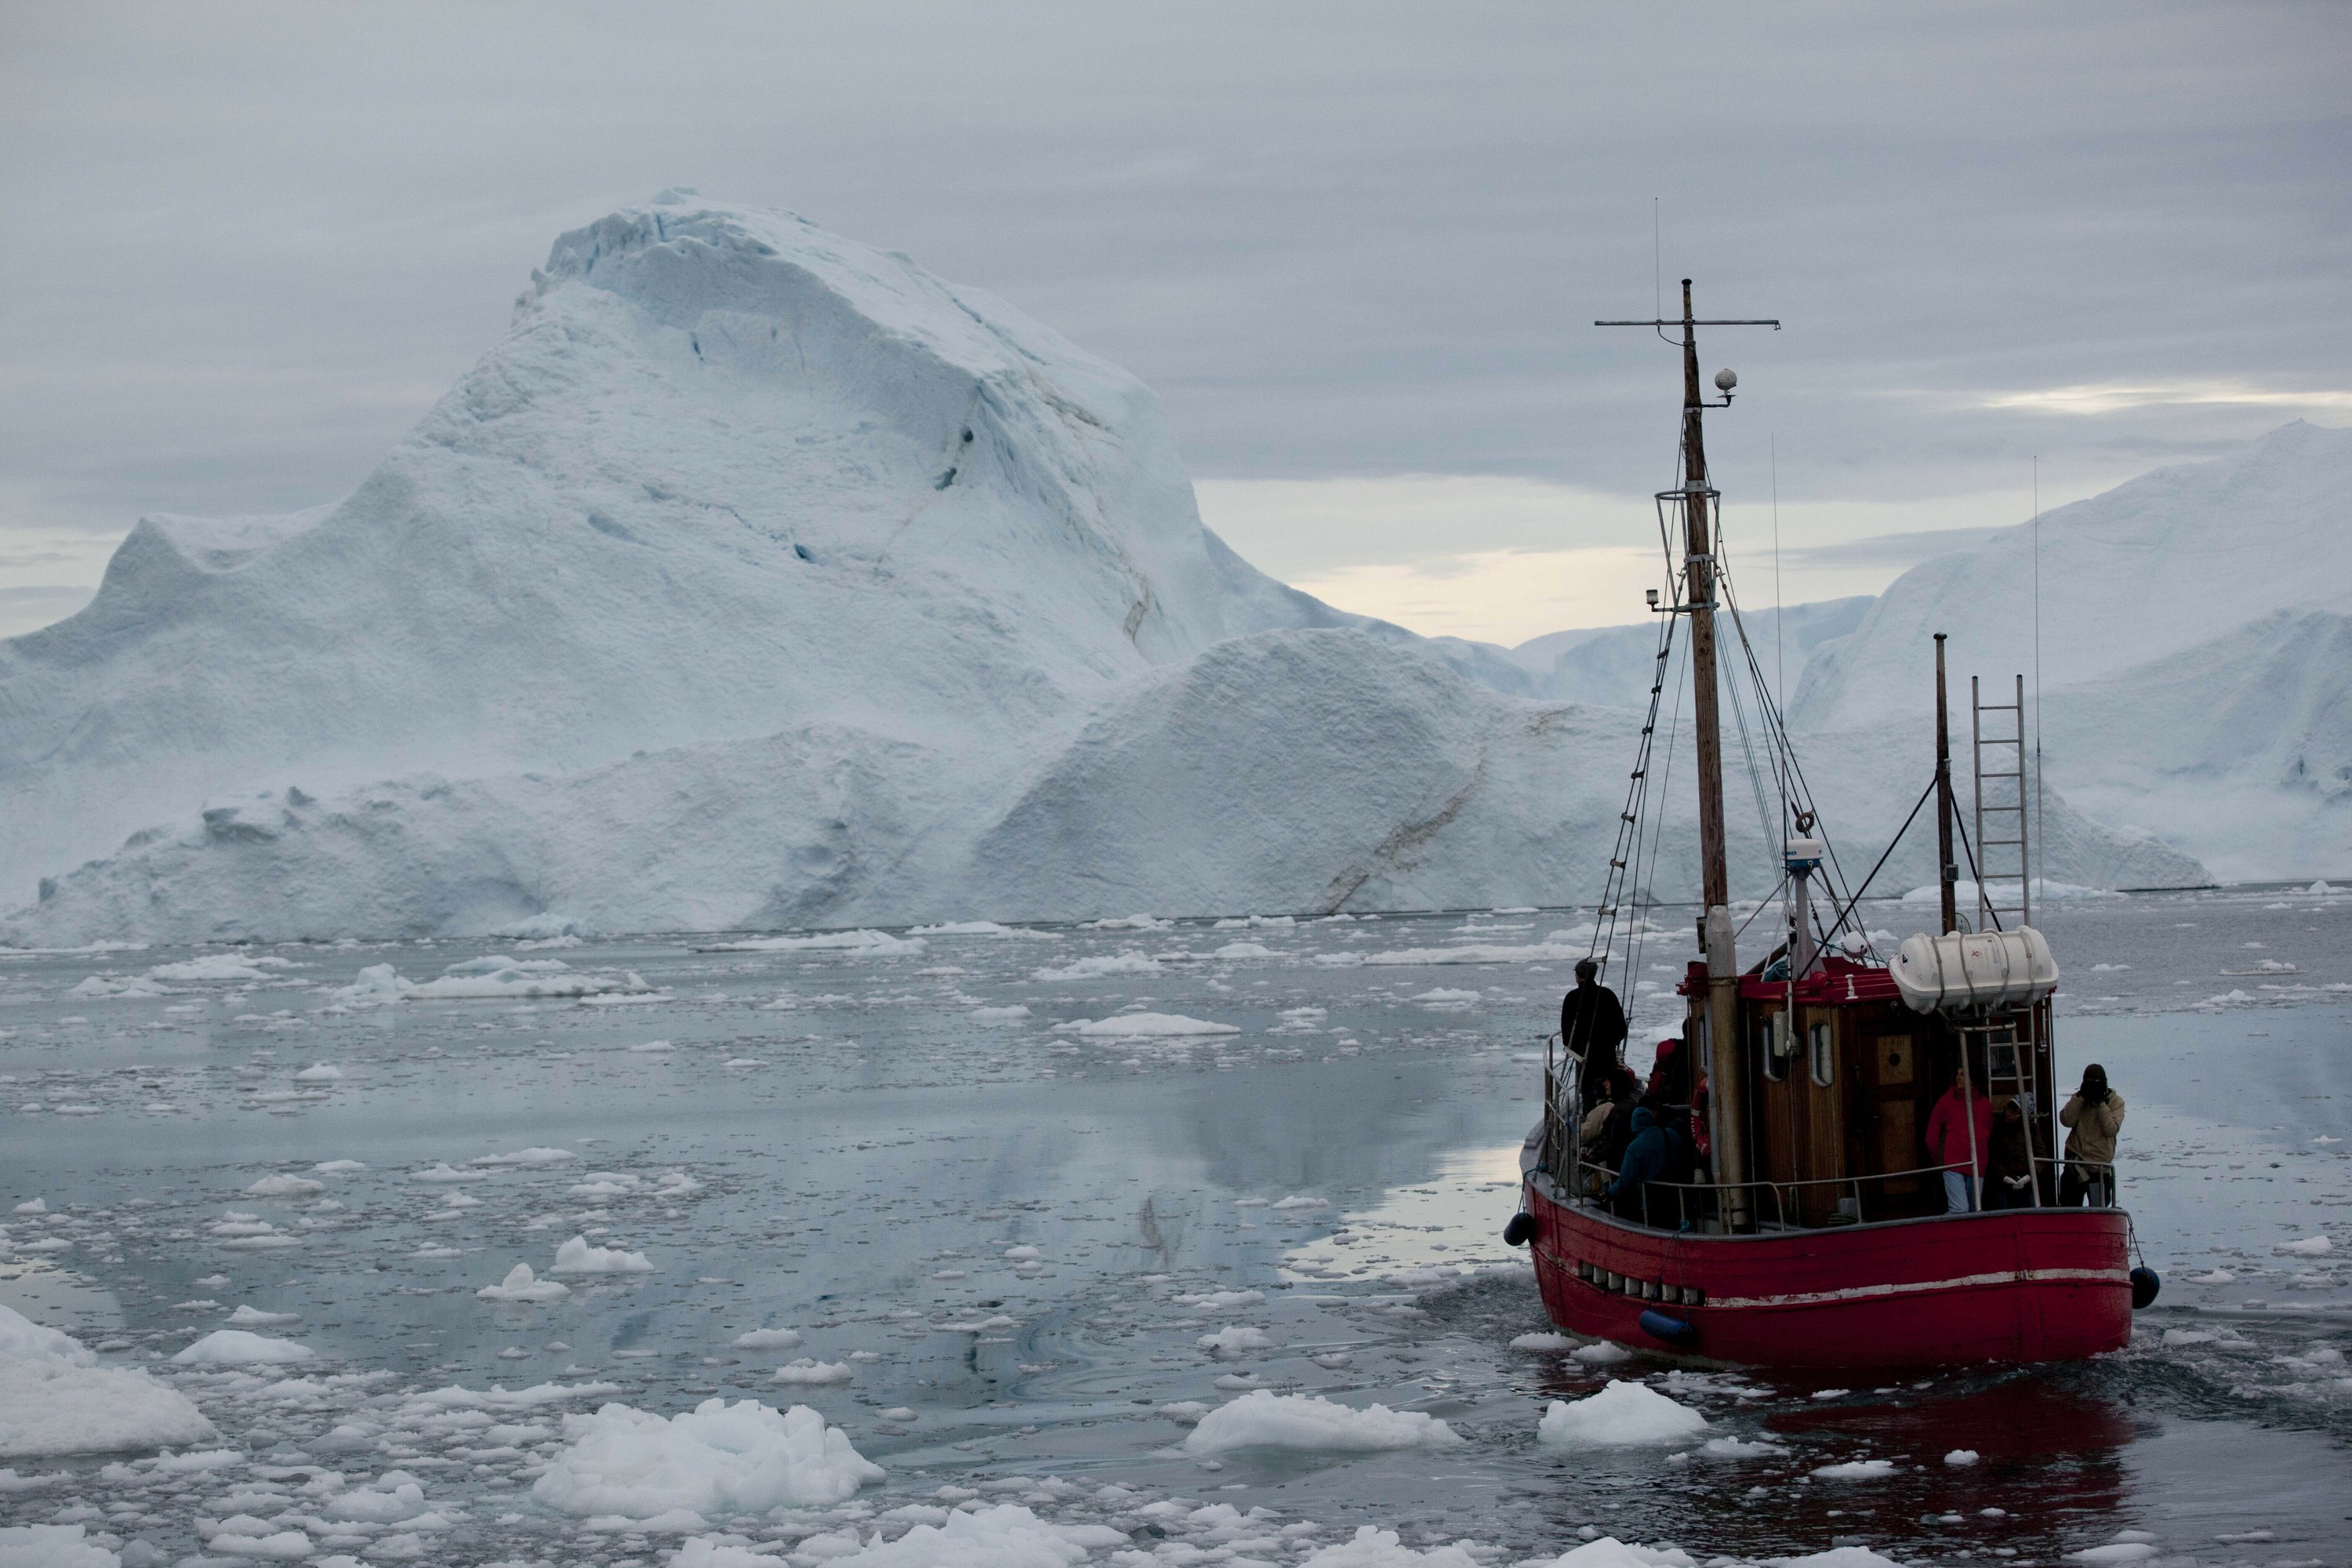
[0,194,2214,942]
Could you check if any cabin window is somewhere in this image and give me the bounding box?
[1809,1021,1834,1086]
[1762,1011,1790,1081]
[1692,1012,1711,1073]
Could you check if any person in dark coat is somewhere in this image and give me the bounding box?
[1985,1095,2036,1210]
[1607,1096,1694,1226]
[1561,958,1628,1103]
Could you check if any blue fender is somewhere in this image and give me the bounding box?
[1638,1308,1698,1348]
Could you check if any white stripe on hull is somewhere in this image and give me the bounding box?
[1690,1267,2128,1310]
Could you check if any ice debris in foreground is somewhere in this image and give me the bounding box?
[477,1262,571,1301]
[0,1302,216,1459]
[1183,1391,1464,1454]
[533,1397,884,1518]
[1537,1381,1710,1446]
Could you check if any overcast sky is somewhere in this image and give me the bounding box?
[2,2,2346,642]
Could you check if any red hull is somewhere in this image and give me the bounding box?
[1525,1176,2132,1368]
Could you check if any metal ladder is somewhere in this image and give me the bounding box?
[1971,673,2031,934]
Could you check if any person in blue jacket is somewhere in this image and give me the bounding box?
[1607,1095,1693,1225]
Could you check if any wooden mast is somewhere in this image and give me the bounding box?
[1673,280,1752,1223]
[1595,281,1777,1232]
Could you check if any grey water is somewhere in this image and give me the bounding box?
[1,887,2347,1566]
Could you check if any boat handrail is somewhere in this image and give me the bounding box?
[1570,1153,2114,1232]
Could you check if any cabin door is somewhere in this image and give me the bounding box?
[1860,1029,1922,1220]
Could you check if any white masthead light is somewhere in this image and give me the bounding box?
[1714,368,1737,392]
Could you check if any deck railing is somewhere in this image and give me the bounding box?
[1535,1033,2119,1232]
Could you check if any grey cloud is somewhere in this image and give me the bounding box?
[1,1,2345,547]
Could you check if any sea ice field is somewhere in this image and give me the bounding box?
[2,887,2347,1568]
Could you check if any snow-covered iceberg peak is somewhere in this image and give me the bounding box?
[0,194,1346,911]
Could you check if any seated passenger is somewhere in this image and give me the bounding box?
[1607,1095,1693,1226]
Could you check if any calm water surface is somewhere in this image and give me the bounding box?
[1,888,2346,1566]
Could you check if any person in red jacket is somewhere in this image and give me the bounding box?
[1924,1063,1994,1214]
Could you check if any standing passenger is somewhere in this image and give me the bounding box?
[1924,1063,1994,1213]
[2059,1065,2125,1207]
[1560,958,1628,1104]
[1985,1095,2036,1209]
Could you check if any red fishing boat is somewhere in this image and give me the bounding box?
[1505,282,2156,1368]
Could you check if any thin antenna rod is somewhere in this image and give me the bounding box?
[1653,198,1661,322]
[1771,436,1785,719]
[2032,456,2044,920]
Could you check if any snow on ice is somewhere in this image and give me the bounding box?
[0,194,2223,945]
[0,1304,216,1459]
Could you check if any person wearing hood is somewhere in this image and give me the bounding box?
[2059,1064,2125,1207]
[1577,1065,1639,1192]
[1607,1094,1693,1226]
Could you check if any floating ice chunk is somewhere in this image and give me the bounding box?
[1184,1391,1463,1454]
[208,1529,315,1559]
[733,1329,804,1350]
[673,1539,789,1568]
[1700,1437,1788,1458]
[533,1397,883,1516]
[1509,1332,1577,1352]
[1537,1381,1708,1446]
[292,1063,343,1082]
[1197,1326,1271,1356]
[11,1200,45,1214]
[226,1306,299,1327]
[702,930,926,956]
[321,1478,430,1522]
[550,1236,652,1275]
[470,1147,575,1167]
[1160,1401,1210,1424]
[2274,1236,2332,1256]
[630,1040,677,1053]
[407,1163,477,1184]
[0,1303,216,1459]
[1052,1013,1237,1037]
[1271,1194,1324,1210]
[68,974,168,999]
[311,1160,365,1174]
[171,1330,315,1367]
[479,1264,571,1302]
[1033,953,1163,982]
[1945,1448,1980,1465]
[1573,1341,1635,1366]
[1810,1457,1898,1480]
[0,1523,122,1566]
[1213,942,1277,960]
[2187,1269,2237,1283]
[1297,1526,1485,1568]
[1087,914,1171,931]
[772,1359,855,1385]
[1762,1548,1905,1568]
[244,1174,325,1197]
[1412,989,1480,1004]
[1003,1245,1041,1262]
[2062,1544,2158,1566]
[148,953,291,982]
[1174,1290,1265,1311]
